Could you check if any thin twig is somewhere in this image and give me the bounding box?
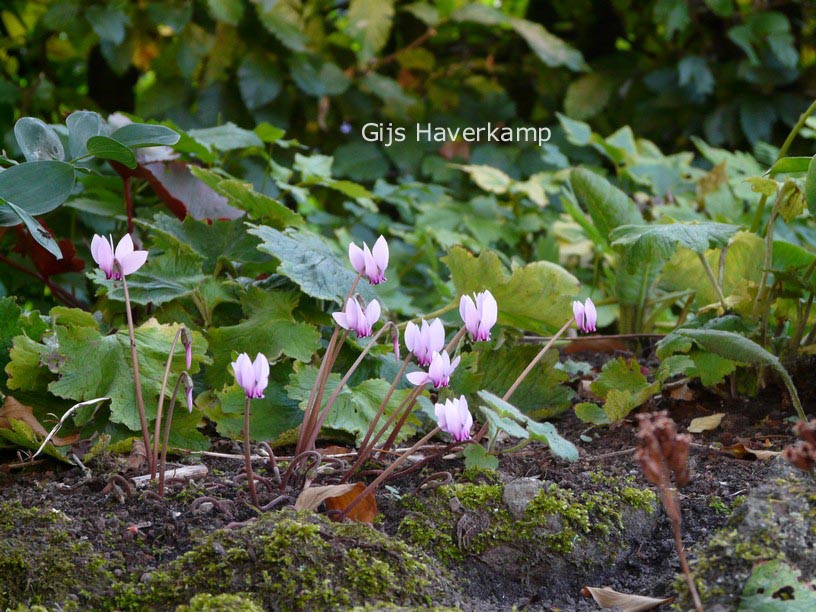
[31,397,109,460]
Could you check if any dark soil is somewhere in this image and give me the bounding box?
[0,352,812,610]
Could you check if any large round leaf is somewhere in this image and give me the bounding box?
[0,161,76,226]
[14,117,65,162]
[66,111,105,158]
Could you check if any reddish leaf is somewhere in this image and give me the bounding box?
[324,482,378,524]
[13,225,84,278]
[0,397,79,446]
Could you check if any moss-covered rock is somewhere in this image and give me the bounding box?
[119,507,456,611]
[677,458,816,609]
[397,476,657,591]
[176,593,264,611]
[0,500,115,610]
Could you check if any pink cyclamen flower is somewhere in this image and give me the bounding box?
[232,352,269,399]
[90,234,148,280]
[404,318,445,367]
[435,396,473,442]
[406,350,460,389]
[459,290,498,342]
[332,298,381,338]
[573,297,597,333]
[348,235,389,285]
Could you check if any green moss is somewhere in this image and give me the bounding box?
[118,508,450,610]
[176,593,263,611]
[708,496,730,515]
[0,501,115,610]
[398,480,657,563]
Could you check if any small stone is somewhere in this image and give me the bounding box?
[503,478,544,520]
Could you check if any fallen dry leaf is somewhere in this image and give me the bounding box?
[669,383,695,401]
[324,482,378,524]
[688,413,725,433]
[720,443,781,461]
[581,586,674,611]
[295,484,360,511]
[0,397,79,446]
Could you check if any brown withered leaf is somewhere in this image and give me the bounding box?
[295,484,360,511]
[720,443,780,461]
[668,383,695,401]
[581,586,674,611]
[127,439,148,470]
[324,482,378,525]
[0,397,79,446]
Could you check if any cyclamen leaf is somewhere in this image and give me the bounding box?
[443,247,579,333]
[248,225,377,304]
[610,221,739,273]
[206,288,320,389]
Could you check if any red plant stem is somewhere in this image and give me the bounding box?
[659,484,703,612]
[357,354,412,453]
[152,327,183,479]
[381,385,425,451]
[340,427,440,519]
[120,269,152,475]
[0,253,83,309]
[157,374,185,497]
[123,176,134,235]
[472,317,575,443]
[244,396,259,508]
[304,323,393,452]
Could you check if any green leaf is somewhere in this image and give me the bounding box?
[690,351,736,386]
[590,357,648,399]
[806,155,816,217]
[463,444,499,470]
[570,168,643,244]
[557,113,593,146]
[0,418,68,462]
[186,123,262,152]
[564,73,613,120]
[443,247,579,333]
[0,160,76,226]
[656,354,695,383]
[45,319,209,431]
[248,226,377,304]
[294,153,333,180]
[289,54,350,97]
[745,176,778,196]
[767,157,812,175]
[676,328,779,367]
[347,0,395,63]
[2,201,63,259]
[206,0,244,25]
[93,248,206,306]
[654,0,690,39]
[454,164,513,194]
[206,288,320,389]
[238,53,282,110]
[86,4,130,44]
[66,111,105,158]
[87,135,137,168]
[332,142,390,182]
[574,402,610,425]
[110,123,180,148]
[477,390,578,461]
[286,366,420,445]
[509,18,587,72]
[190,167,303,227]
[0,298,47,393]
[610,221,739,273]
[254,0,308,52]
[14,117,65,162]
[740,560,816,611]
[777,179,805,223]
[147,213,267,273]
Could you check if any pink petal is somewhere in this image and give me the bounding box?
[232,353,252,393]
[434,401,449,431]
[428,319,445,352]
[365,300,381,326]
[478,291,498,332]
[406,371,429,386]
[584,298,597,332]
[572,300,585,329]
[114,234,135,260]
[348,243,366,273]
[91,234,114,275]
[448,355,461,374]
[459,295,473,324]
[117,250,148,276]
[372,235,389,271]
[332,312,349,330]
[404,322,419,353]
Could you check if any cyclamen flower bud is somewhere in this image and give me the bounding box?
[573,298,597,334]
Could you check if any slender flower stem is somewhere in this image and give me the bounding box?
[397,302,458,329]
[158,374,185,497]
[660,485,704,612]
[357,354,412,454]
[697,252,728,312]
[244,396,259,508]
[152,327,183,479]
[380,384,425,452]
[340,427,440,519]
[473,317,575,444]
[445,324,468,354]
[119,268,152,475]
[305,323,394,452]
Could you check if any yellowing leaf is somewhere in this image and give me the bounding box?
[688,413,725,433]
[582,586,674,611]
